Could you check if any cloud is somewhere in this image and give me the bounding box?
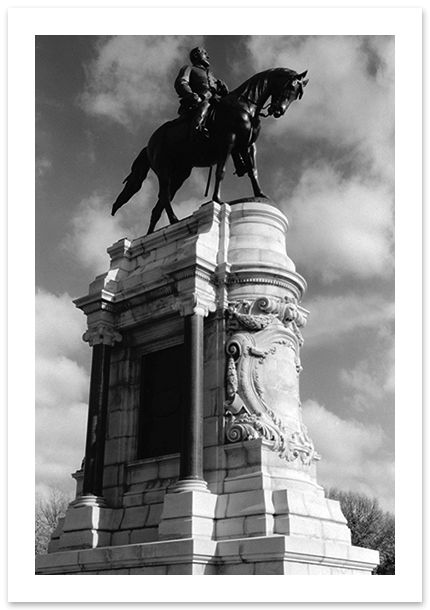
[339,362,385,408]
[36,403,87,493]
[62,193,148,276]
[281,164,394,283]
[302,400,394,511]
[303,292,394,347]
[36,288,89,361]
[36,156,52,179]
[63,179,208,277]
[243,37,394,284]
[36,290,90,493]
[339,341,395,411]
[36,356,88,409]
[80,35,195,127]
[246,37,394,287]
[247,35,394,181]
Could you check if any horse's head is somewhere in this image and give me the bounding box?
[267,69,309,118]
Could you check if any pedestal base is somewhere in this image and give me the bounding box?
[36,535,378,575]
[54,502,114,552]
[158,490,217,540]
[38,202,381,577]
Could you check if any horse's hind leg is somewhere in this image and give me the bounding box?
[150,166,191,232]
[161,171,183,226]
[146,168,183,235]
[244,143,267,198]
[145,170,168,234]
[167,166,192,218]
[147,198,164,235]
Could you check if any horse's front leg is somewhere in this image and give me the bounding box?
[245,143,267,198]
[212,134,236,204]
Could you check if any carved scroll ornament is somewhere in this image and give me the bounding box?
[83,324,122,347]
[224,297,319,466]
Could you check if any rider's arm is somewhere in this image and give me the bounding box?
[175,66,197,99]
[216,79,229,96]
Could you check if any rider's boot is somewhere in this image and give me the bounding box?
[191,102,210,140]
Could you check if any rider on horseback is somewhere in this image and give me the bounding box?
[112,65,308,232]
[175,47,229,139]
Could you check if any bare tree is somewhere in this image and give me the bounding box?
[327,488,395,575]
[35,488,71,556]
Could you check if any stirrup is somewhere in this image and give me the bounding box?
[197,126,209,138]
[191,126,209,141]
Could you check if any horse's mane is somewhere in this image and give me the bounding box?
[230,67,298,101]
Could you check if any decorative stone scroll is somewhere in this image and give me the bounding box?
[83,324,123,347]
[172,294,217,318]
[224,297,319,466]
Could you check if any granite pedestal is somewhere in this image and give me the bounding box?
[36,199,378,575]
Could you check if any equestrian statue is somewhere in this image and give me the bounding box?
[111,47,308,235]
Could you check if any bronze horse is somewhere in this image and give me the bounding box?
[111,68,308,234]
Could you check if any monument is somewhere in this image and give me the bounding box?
[36,52,379,576]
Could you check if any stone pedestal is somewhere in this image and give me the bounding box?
[158,490,217,541]
[36,199,378,575]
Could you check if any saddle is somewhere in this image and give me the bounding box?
[164,98,248,176]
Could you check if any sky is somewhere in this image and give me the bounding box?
[35,34,396,512]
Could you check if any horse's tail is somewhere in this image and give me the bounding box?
[111,146,151,216]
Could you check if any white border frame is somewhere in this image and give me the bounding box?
[8,5,422,604]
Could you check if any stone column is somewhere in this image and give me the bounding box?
[76,323,122,507]
[158,299,217,540]
[176,312,206,491]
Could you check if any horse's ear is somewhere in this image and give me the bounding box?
[303,78,309,87]
[299,70,308,79]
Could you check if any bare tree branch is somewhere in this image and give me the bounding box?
[35,488,72,556]
[327,487,395,575]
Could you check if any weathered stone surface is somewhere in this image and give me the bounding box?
[111,530,130,546]
[59,505,115,551]
[158,516,214,540]
[36,534,378,575]
[158,490,217,541]
[58,530,111,551]
[160,490,217,520]
[121,505,150,530]
[129,565,166,575]
[243,514,274,537]
[215,516,245,539]
[145,504,164,527]
[129,527,158,544]
[254,560,285,575]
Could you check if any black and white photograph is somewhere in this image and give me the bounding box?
[8,4,422,604]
